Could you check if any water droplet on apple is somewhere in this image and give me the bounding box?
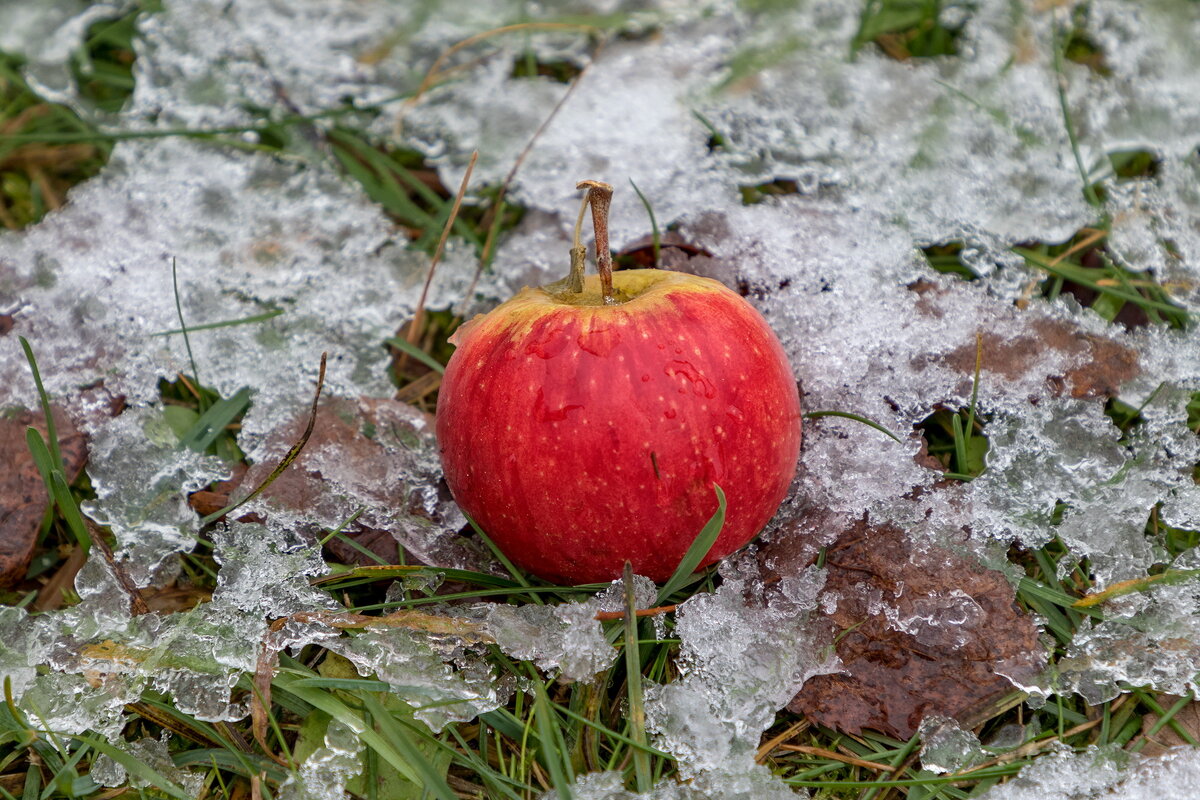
[533,387,583,422]
[579,324,621,357]
[663,360,716,398]
[525,324,569,359]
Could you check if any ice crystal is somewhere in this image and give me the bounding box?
[277,720,364,800]
[645,557,834,788]
[3,0,1200,792]
[919,715,985,774]
[976,745,1200,800]
[91,735,204,797]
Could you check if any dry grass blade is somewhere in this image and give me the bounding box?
[756,719,810,763]
[777,744,893,772]
[270,609,490,639]
[33,545,88,612]
[593,604,676,621]
[394,370,442,404]
[955,696,1130,775]
[404,149,478,358]
[393,22,599,135]
[459,39,603,312]
[199,352,327,526]
[251,639,282,764]
[1047,227,1106,267]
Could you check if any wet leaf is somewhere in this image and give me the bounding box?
[930,318,1139,400]
[193,395,480,569]
[0,407,88,587]
[1140,695,1200,756]
[785,519,1045,739]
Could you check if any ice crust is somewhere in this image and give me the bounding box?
[3,0,1200,794]
[644,558,834,790]
[918,714,985,774]
[277,720,363,800]
[91,735,205,796]
[975,745,1200,800]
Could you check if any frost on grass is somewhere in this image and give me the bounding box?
[277,720,363,800]
[403,0,1200,775]
[231,396,481,572]
[91,734,205,796]
[3,0,1200,792]
[975,745,1200,800]
[1058,546,1200,704]
[543,767,808,800]
[645,556,834,791]
[0,1,134,111]
[918,715,985,775]
[82,406,230,587]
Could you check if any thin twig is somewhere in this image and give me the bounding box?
[394,22,598,135]
[777,744,894,772]
[199,353,327,526]
[458,40,603,313]
[401,149,478,373]
[593,604,677,621]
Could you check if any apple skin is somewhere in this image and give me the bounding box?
[436,268,801,584]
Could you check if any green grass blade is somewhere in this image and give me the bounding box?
[170,258,204,410]
[178,386,252,452]
[359,693,458,800]
[463,513,541,601]
[71,735,191,800]
[19,761,39,800]
[623,562,652,792]
[1016,248,1188,322]
[274,677,423,787]
[532,680,573,800]
[18,337,63,472]
[803,410,903,443]
[24,429,91,553]
[951,413,969,477]
[656,484,725,605]
[383,336,445,374]
[150,309,284,336]
[49,471,94,554]
[24,427,57,489]
[628,179,660,268]
[1051,17,1102,209]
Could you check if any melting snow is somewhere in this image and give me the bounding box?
[2,0,1200,794]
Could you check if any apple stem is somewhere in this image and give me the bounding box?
[576,179,615,304]
[565,192,589,293]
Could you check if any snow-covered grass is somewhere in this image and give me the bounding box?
[3,0,1200,798]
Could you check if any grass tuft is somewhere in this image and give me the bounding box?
[852,0,970,61]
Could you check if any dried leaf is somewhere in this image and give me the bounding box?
[930,318,1139,400]
[0,407,88,588]
[198,396,476,568]
[1139,696,1200,756]
[784,519,1045,739]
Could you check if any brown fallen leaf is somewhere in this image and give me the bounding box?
[616,231,715,271]
[1139,695,1200,756]
[781,518,1045,739]
[195,395,482,569]
[0,407,89,588]
[917,317,1138,400]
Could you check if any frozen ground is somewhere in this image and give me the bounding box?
[2,0,1200,795]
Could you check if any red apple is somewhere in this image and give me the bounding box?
[436,184,801,584]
